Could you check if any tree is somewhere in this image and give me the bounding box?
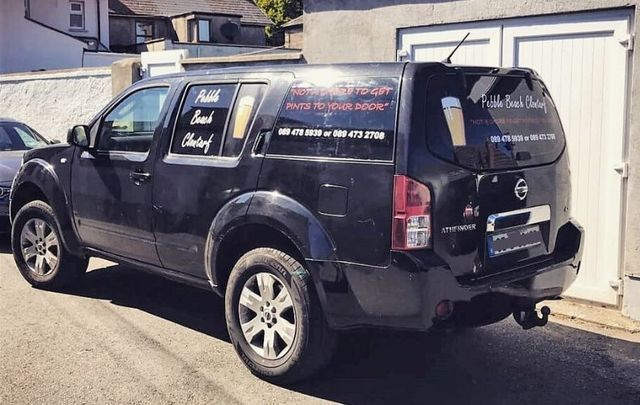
[256,0,303,45]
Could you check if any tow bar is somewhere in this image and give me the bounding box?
[513,305,551,330]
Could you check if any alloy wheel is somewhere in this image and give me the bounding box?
[238,272,297,360]
[20,218,60,276]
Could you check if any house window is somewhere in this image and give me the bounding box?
[69,1,85,30]
[136,21,154,44]
[198,20,211,42]
[188,18,212,43]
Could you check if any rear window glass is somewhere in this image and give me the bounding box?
[269,77,399,161]
[172,84,237,156]
[426,74,566,170]
[222,83,266,158]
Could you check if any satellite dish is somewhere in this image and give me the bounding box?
[221,21,240,40]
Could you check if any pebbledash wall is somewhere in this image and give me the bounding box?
[0,68,112,141]
[304,0,640,319]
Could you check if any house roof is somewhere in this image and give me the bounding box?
[108,0,272,25]
[282,15,303,28]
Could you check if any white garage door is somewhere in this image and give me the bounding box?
[399,11,632,305]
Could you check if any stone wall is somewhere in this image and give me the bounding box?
[0,67,112,141]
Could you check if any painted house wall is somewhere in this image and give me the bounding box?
[0,1,8,72]
[0,0,88,73]
[29,0,109,47]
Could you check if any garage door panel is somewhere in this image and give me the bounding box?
[399,11,631,305]
[412,40,493,66]
[399,24,501,66]
[504,15,629,305]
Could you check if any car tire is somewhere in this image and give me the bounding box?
[225,248,336,384]
[12,200,88,290]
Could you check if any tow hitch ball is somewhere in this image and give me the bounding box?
[513,306,551,330]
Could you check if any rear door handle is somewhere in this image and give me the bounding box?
[129,171,151,185]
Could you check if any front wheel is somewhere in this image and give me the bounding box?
[225,248,336,384]
[12,200,88,290]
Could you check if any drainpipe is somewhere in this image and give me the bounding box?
[96,0,102,49]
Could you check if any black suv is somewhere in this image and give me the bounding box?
[10,63,583,383]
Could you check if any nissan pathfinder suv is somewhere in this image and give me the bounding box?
[9,63,584,383]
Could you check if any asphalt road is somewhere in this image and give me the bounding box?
[1,235,639,405]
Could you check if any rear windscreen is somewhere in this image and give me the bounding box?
[426,74,565,170]
[269,77,398,161]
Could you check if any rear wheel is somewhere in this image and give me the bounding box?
[225,248,336,384]
[12,201,88,289]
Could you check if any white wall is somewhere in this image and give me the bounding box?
[0,0,87,73]
[0,1,7,72]
[0,0,116,73]
[29,0,107,46]
[0,68,112,141]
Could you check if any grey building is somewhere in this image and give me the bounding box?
[282,15,303,49]
[303,0,640,320]
[108,0,271,53]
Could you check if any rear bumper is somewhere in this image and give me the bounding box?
[308,219,583,331]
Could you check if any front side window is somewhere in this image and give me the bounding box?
[69,1,85,30]
[171,84,237,156]
[135,21,154,44]
[98,87,169,153]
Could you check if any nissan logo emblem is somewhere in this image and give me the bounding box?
[514,178,528,201]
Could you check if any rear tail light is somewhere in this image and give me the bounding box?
[392,175,432,250]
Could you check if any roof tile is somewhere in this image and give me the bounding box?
[108,0,272,25]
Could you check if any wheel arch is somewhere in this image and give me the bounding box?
[205,191,337,293]
[11,159,83,256]
[10,181,48,220]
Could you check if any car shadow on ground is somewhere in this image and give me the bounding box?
[70,264,232,343]
[73,263,640,404]
[3,235,638,405]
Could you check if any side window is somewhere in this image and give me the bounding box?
[269,77,399,161]
[171,84,236,156]
[98,87,169,153]
[222,84,267,157]
[15,125,46,149]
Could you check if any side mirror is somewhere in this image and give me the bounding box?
[67,125,90,148]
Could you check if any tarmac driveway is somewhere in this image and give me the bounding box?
[1,235,639,405]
